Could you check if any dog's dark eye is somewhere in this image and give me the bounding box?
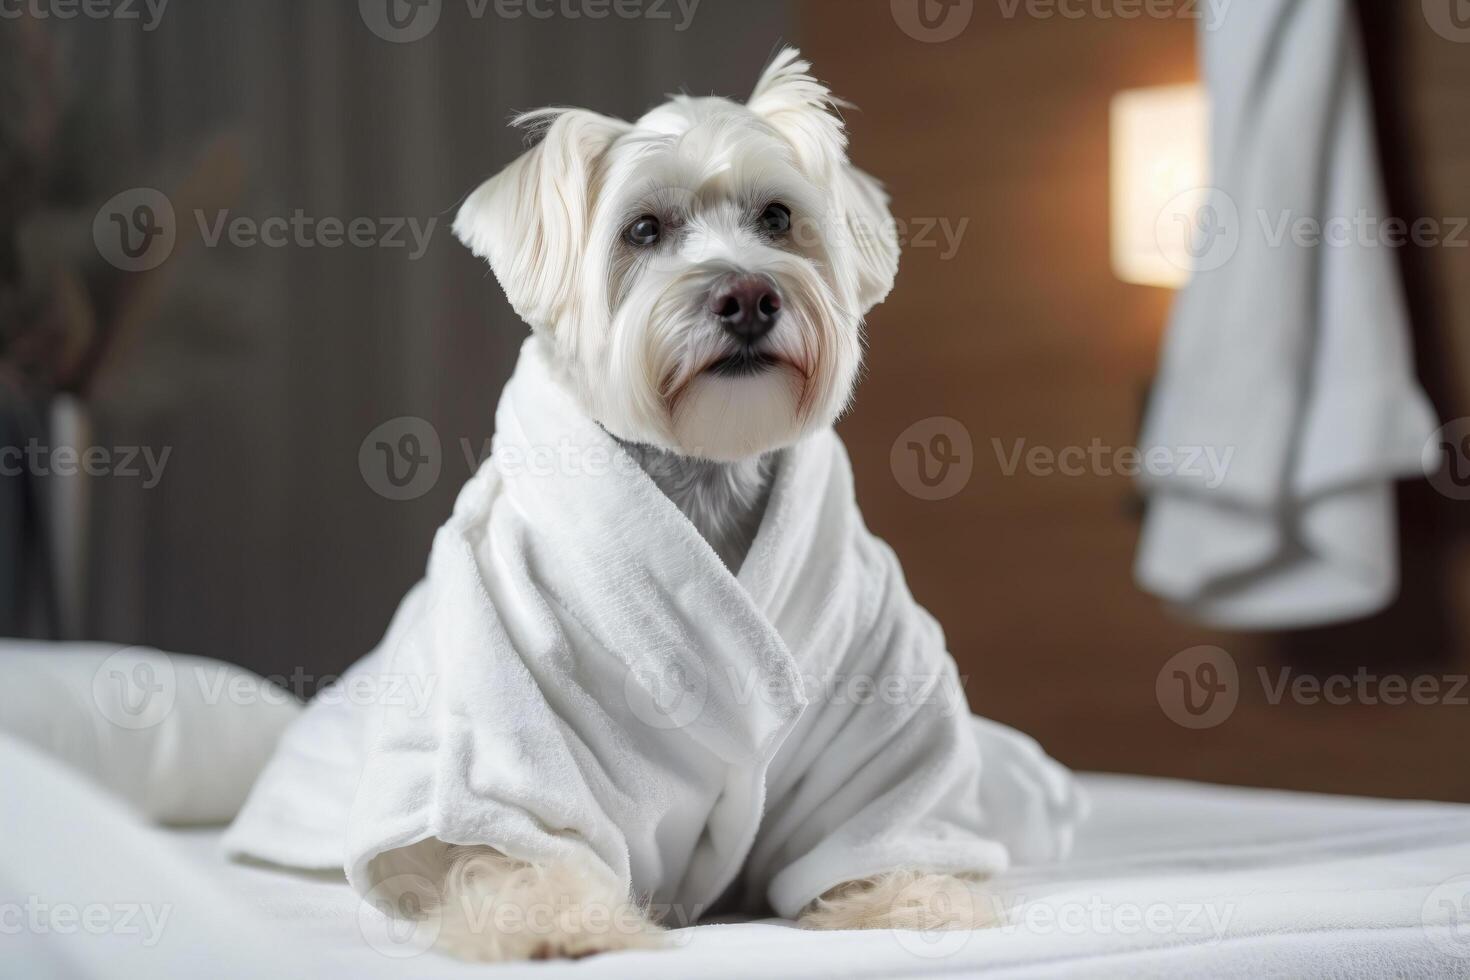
[625,215,661,247]
[760,202,792,236]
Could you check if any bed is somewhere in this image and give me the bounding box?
[4,644,1470,978]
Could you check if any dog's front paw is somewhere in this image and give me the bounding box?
[434,848,663,962]
[798,871,997,932]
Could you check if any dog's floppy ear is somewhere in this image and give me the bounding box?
[829,164,901,313]
[748,47,899,313]
[454,108,630,330]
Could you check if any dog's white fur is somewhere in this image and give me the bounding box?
[442,47,992,960]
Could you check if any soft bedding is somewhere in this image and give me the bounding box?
[0,641,299,823]
[6,728,1469,979]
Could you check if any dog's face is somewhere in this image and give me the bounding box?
[455,49,899,462]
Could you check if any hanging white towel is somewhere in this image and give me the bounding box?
[225,337,1083,920]
[1135,0,1438,629]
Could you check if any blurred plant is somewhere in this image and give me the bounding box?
[1,12,245,638]
[0,14,246,403]
[0,15,82,397]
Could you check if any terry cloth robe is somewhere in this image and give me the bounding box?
[1134,0,1437,629]
[225,337,1084,920]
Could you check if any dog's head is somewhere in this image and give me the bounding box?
[455,48,898,462]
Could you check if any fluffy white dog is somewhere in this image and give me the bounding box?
[434,47,993,961]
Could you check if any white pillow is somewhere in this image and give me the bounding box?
[0,640,301,824]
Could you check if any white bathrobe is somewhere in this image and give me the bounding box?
[225,338,1083,919]
[1134,0,1437,628]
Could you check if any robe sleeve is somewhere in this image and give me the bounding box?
[744,534,1085,919]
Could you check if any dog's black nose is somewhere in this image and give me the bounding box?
[710,275,781,343]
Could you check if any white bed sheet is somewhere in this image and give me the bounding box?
[5,732,1470,979]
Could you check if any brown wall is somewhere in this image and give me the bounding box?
[802,0,1470,801]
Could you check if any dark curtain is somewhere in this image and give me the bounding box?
[9,0,792,682]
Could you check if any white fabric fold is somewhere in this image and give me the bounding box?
[225,337,1083,919]
[1135,0,1438,629]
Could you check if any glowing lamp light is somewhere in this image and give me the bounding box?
[1110,84,1210,289]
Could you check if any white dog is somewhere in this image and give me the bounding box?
[430,48,996,961]
[228,44,1080,964]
